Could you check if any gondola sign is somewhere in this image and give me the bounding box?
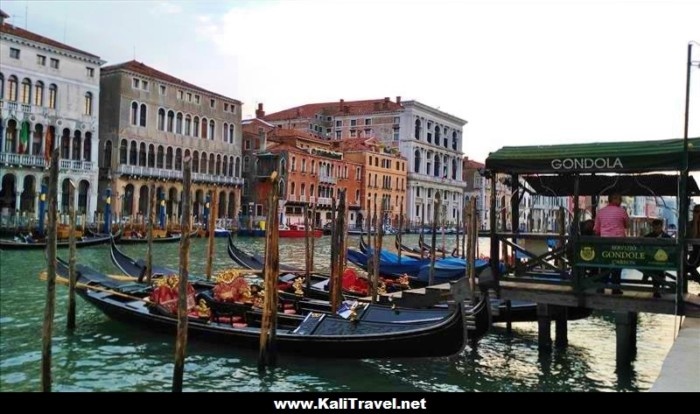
[575,242,678,270]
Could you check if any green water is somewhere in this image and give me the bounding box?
[0,235,679,392]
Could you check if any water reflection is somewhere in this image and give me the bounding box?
[0,235,678,392]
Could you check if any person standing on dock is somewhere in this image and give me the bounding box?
[687,206,700,283]
[593,193,629,295]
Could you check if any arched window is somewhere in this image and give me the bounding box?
[235,157,241,177]
[290,182,296,196]
[129,141,137,165]
[8,76,18,101]
[209,120,215,140]
[193,117,200,137]
[192,151,200,173]
[72,131,82,160]
[228,124,234,143]
[156,145,164,168]
[176,112,183,134]
[452,158,458,180]
[216,154,221,175]
[414,119,421,140]
[84,132,92,161]
[434,154,440,177]
[139,142,147,166]
[157,109,165,131]
[119,139,128,164]
[48,84,57,108]
[243,156,250,172]
[84,92,93,115]
[175,148,182,170]
[208,153,215,174]
[413,150,421,173]
[434,125,440,146]
[201,117,208,139]
[443,127,448,148]
[223,123,229,143]
[166,110,174,132]
[0,73,4,99]
[139,104,147,127]
[166,147,173,169]
[34,81,44,106]
[105,139,113,167]
[131,102,138,125]
[184,115,191,135]
[452,131,457,150]
[20,78,31,104]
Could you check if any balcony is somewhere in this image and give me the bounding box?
[60,160,94,171]
[0,152,47,168]
[287,195,297,202]
[407,172,466,188]
[116,164,244,185]
[317,197,331,205]
[319,174,337,184]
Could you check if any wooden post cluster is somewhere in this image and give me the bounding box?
[41,148,59,392]
[259,172,280,369]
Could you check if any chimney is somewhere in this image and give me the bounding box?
[396,96,401,105]
[255,103,265,119]
[339,99,344,110]
[383,97,389,109]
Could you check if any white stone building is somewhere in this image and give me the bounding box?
[398,100,467,226]
[0,11,103,227]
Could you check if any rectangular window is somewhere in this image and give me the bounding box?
[350,119,357,127]
[365,118,372,126]
[177,90,184,100]
[86,67,95,77]
[133,78,140,88]
[335,131,341,139]
[159,85,166,95]
[350,130,357,138]
[37,54,46,65]
[210,99,216,108]
[335,120,342,127]
[10,48,20,59]
[187,92,192,102]
[141,80,148,90]
[224,103,229,111]
[50,58,59,69]
[245,140,251,150]
[230,104,236,114]
[194,95,200,104]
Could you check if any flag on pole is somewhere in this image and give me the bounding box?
[18,122,30,154]
[44,127,53,162]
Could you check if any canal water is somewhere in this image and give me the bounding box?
[0,234,682,392]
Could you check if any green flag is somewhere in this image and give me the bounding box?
[19,122,30,154]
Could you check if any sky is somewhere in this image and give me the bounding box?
[2,0,699,163]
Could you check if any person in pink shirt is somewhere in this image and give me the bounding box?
[593,193,629,294]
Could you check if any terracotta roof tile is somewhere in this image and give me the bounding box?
[0,22,100,59]
[464,160,484,169]
[101,60,241,103]
[264,98,403,122]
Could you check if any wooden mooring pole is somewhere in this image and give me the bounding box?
[615,312,638,368]
[172,157,192,392]
[146,182,156,285]
[331,191,346,312]
[67,181,77,331]
[304,204,311,291]
[205,190,217,281]
[259,172,280,370]
[429,192,440,286]
[41,148,59,392]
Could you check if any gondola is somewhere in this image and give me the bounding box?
[115,229,191,245]
[55,258,478,358]
[0,230,114,250]
[226,234,302,272]
[115,238,362,301]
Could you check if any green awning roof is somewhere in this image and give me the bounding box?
[485,137,700,174]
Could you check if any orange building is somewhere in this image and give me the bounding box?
[335,138,407,230]
[251,128,362,228]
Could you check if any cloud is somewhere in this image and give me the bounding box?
[151,1,183,15]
